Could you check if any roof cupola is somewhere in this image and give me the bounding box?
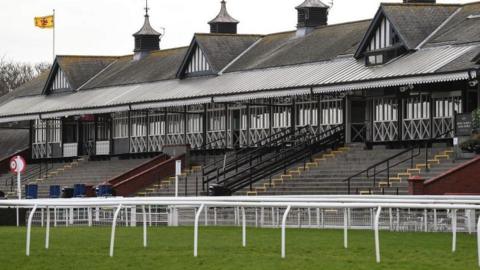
[209,1,239,34]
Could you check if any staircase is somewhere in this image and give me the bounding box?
[202,125,345,195]
[136,165,204,197]
[250,144,467,196]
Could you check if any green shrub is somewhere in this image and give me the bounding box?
[473,108,480,131]
[460,133,480,153]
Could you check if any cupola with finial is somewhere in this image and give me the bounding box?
[296,0,330,37]
[133,0,162,60]
[209,1,239,34]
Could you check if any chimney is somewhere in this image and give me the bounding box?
[403,0,436,3]
[296,0,329,37]
[133,1,162,60]
[209,1,239,34]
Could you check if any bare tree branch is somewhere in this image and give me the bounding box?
[0,58,51,96]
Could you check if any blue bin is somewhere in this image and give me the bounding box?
[25,184,38,199]
[96,185,113,197]
[49,185,61,198]
[73,184,86,198]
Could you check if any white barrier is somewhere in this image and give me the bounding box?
[1,195,480,267]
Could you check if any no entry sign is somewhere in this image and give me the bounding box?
[10,156,26,174]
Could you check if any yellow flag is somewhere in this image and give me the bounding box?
[34,15,54,29]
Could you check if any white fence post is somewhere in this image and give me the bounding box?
[452,209,457,253]
[242,207,246,247]
[281,205,292,259]
[477,215,480,267]
[194,204,205,257]
[344,208,348,249]
[45,207,50,249]
[26,205,38,256]
[374,207,382,263]
[109,204,123,257]
[142,205,147,248]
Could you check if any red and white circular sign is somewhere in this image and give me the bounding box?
[10,155,26,174]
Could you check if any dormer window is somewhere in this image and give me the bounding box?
[365,44,406,66]
[367,54,384,66]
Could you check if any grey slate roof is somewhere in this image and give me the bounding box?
[0,129,29,160]
[381,3,460,49]
[56,56,118,90]
[427,2,480,46]
[194,33,262,72]
[81,47,188,90]
[0,70,50,105]
[226,20,371,72]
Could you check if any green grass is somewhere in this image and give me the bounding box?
[0,226,477,270]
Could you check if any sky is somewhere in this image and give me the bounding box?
[0,0,474,63]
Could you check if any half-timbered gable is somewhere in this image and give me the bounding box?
[42,56,118,94]
[355,3,460,65]
[177,33,261,78]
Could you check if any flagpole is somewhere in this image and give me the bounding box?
[53,9,55,61]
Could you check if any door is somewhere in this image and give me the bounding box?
[79,119,95,156]
[350,99,367,143]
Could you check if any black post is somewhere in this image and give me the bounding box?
[196,175,198,197]
[411,148,414,168]
[184,106,188,147]
[425,141,429,172]
[387,160,390,187]
[185,175,187,197]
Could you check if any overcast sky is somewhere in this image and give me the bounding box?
[0,0,474,63]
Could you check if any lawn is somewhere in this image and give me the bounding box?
[0,226,477,270]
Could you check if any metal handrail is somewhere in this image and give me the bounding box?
[202,126,312,185]
[202,128,295,174]
[206,125,344,193]
[343,129,454,194]
[226,130,344,192]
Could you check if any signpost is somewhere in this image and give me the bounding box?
[455,113,473,136]
[171,160,182,226]
[10,155,26,227]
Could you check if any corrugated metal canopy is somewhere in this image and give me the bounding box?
[0,44,476,123]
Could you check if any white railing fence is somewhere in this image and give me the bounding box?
[2,195,480,266]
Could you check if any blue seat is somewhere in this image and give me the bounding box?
[96,185,113,197]
[73,184,86,197]
[49,185,61,198]
[25,184,38,199]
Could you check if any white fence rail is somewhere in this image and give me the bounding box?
[2,195,480,266]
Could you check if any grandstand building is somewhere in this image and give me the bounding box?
[0,0,479,198]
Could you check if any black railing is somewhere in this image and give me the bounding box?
[203,125,345,194]
[344,129,454,195]
[201,128,292,178]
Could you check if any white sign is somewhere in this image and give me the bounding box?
[453,137,459,146]
[175,160,182,176]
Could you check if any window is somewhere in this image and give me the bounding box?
[96,116,111,141]
[130,111,147,137]
[113,112,129,139]
[367,54,384,66]
[33,119,61,143]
